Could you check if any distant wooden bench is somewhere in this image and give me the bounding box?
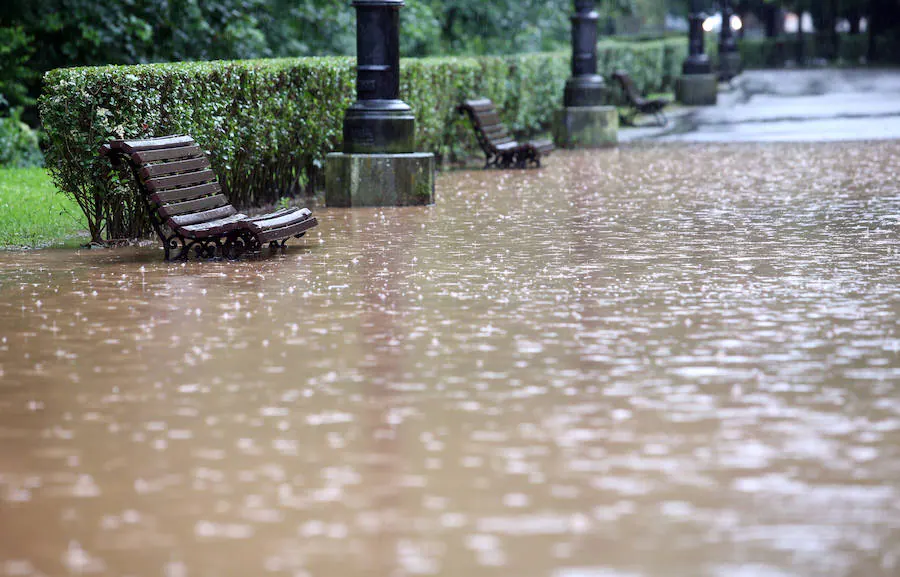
[611,72,671,127]
[100,135,318,261]
[457,98,554,169]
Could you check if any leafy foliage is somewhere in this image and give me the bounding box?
[737,33,897,68]
[40,38,685,242]
[0,107,43,168]
[0,25,35,110]
[3,0,678,114]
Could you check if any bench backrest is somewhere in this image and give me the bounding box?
[458,98,518,155]
[612,72,642,104]
[101,135,238,229]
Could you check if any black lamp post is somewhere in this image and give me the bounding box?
[796,1,806,66]
[343,0,415,154]
[683,0,712,75]
[719,1,737,55]
[564,0,605,107]
[719,0,740,81]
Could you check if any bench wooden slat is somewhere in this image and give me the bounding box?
[482,125,511,140]
[245,207,297,222]
[464,98,495,112]
[474,111,503,127]
[150,182,221,204]
[250,208,313,231]
[179,212,248,237]
[140,157,211,179]
[120,136,196,154]
[132,145,203,164]
[495,141,522,151]
[144,169,216,193]
[530,139,555,153]
[168,205,240,229]
[158,194,230,219]
[256,215,319,245]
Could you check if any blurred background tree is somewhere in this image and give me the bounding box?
[0,0,670,120]
[1,0,899,127]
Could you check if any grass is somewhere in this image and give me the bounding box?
[0,167,88,248]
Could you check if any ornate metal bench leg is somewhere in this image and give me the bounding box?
[223,233,242,259]
[164,234,188,261]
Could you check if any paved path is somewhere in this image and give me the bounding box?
[622,68,900,143]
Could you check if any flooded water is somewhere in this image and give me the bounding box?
[1,143,899,577]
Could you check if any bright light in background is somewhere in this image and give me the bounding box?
[702,13,742,33]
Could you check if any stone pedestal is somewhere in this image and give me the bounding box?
[552,106,618,148]
[325,152,434,207]
[677,74,718,106]
[718,52,742,82]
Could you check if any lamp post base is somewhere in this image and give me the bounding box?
[342,100,416,154]
[552,106,618,148]
[564,75,607,108]
[325,152,435,207]
[718,52,742,82]
[676,74,718,106]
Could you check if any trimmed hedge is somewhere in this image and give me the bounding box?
[599,37,687,99]
[738,33,899,69]
[40,38,686,242]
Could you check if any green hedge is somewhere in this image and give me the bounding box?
[598,37,687,97]
[40,38,686,242]
[738,33,899,69]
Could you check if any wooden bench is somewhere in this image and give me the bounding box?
[457,98,554,169]
[611,72,670,127]
[100,135,318,261]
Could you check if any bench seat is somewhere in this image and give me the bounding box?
[457,98,554,169]
[100,135,318,260]
[611,72,670,127]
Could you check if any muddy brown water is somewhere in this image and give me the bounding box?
[1,144,899,577]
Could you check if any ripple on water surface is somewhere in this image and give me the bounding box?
[1,143,899,577]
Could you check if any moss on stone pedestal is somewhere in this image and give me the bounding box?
[676,74,718,106]
[552,106,618,149]
[325,153,435,208]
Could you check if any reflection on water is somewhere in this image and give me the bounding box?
[1,143,899,577]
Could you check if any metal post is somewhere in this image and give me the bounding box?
[683,0,712,74]
[719,1,737,55]
[564,0,605,107]
[342,0,415,154]
[718,0,740,81]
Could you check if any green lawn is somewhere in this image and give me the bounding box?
[0,167,88,248]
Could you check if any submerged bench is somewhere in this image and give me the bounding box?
[100,135,318,261]
[457,99,554,169]
[611,72,670,127]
